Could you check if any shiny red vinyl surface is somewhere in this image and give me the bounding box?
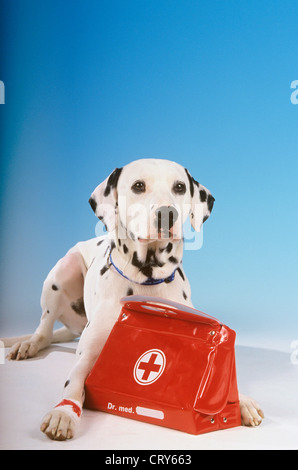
[84,296,241,434]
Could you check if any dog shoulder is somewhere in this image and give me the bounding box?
[75,235,110,269]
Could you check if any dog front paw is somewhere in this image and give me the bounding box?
[40,409,76,440]
[239,394,264,427]
[7,341,39,360]
[40,399,82,440]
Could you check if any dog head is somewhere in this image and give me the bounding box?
[89,158,215,242]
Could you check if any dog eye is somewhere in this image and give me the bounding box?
[131,180,146,194]
[172,181,186,195]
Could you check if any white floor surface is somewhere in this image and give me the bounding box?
[0,341,297,450]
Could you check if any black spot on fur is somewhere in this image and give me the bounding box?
[131,252,140,268]
[146,249,164,267]
[129,231,136,241]
[199,189,207,202]
[64,380,70,388]
[104,167,123,197]
[100,264,109,276]
[123,244,128,254]
[52,284,58,291]
[71,298,86,316]
[183,291,187,300]
[131,249,164,278]
[164,274,174,283]
[166,242,173,253]
[177,267,185,281]
[168,256,178,264]
[132,251,151,276]
[97,239,103,246]
[47,310,50,314]
[160,242,173,253]
[207,194,215,213]
[89,197,97,213]
[126,287,134,296]
[185,169,200,198]
[185,168,194,197]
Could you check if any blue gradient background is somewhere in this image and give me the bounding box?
[0,0,297,351]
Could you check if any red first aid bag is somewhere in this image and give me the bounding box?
[84,296,241,435]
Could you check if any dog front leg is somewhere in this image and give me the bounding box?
[40,356,92,440]
[40,320,110,441]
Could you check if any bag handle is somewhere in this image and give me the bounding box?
[120,295,221,327]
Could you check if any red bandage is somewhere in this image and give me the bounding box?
[55,399,82,418]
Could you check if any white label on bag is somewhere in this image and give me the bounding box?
[136,406,164,420]
[133,349,166,385]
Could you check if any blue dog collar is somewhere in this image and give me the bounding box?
[109,252,176,286]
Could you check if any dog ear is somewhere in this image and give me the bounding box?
[89,167,123,231]
[185,168,215,232]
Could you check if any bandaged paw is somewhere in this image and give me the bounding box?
[40,399,82,440]
[54,399,82,420]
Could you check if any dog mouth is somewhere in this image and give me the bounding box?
[137,235,169,243]
[137,227,179,243]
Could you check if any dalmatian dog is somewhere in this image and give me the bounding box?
[3,158,264,440]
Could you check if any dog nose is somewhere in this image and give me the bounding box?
[155,206,179,231]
